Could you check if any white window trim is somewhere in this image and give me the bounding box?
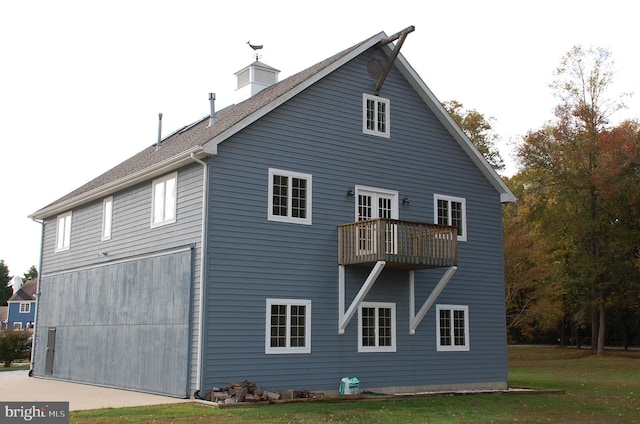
[358,301,396,353]
[13,322,22,330]
[434,194,467,242]
[265,298,311,354]
[267,168,312,225]
[436,304,470,352]
[362,93,390,138]
[102,196,113,241]
[151,172,177,228]
[55,211,72,252]
[19,302,31,314]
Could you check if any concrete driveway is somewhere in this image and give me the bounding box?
[0,370,191,411]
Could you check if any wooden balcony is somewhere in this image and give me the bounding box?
[338,219,458,269]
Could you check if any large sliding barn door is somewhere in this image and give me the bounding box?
[36,249,192,397]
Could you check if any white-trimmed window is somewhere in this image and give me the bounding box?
[102,196,113,240]
[19,302,31,313]
[55,211,72,251]
[265,299,311,354]
[268,168,312,225]
[13,322,22,330]
[363,94,390,138]
[358,302,396,352]
[151,172,177,227]
[434,194,467,241]
[436,305,470,351]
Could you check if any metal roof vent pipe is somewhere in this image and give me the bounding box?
[156,112,163,151]
[207,93,217,127]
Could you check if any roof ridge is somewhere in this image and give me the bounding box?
[30,32,382,219]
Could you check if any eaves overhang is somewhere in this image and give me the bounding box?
[29,146,208,221]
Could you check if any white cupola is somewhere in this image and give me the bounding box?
[234,60,280,103]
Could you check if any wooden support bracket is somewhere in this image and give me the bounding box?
[374,26,415,95]
[338,261,386,334]
[409,266,457,334]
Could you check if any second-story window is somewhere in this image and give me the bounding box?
[363,94,390,138]
[55,211,72,251]
[102,196,113,240]
[151,172,177,227]
[434,194,467,241]
[268,168,312,225]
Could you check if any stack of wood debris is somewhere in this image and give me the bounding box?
[197,380,325,405]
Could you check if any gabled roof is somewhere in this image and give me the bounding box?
[30,27,514,220]
[8,279,37,302]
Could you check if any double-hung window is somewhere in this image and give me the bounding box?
[268,168,312,225]
[436,305,470,351]
[363,94,390,138]
[102,196,113,240]
[434,194,467,241]
[265,299,311,354]
[55,211,72,251]
[151,172,177,227]
[358,302,396,352]
[20,302,31,313]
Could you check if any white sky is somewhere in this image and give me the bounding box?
[1,0,637,277]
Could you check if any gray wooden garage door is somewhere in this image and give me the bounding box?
[36,249,192,397]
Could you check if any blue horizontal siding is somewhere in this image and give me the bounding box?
[202,48,507,392]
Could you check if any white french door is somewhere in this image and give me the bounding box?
[356,187,398,255]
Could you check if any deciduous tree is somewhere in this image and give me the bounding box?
[22,265,38,282]
[443,100,505,172]
[516,45,630,354]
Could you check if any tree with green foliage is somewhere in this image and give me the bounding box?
[0,260,12,306]
[443,100,505,172]
[503,175,555,342]
[0,330,32,367]
[22,265,38,282]
[516,45,632,354]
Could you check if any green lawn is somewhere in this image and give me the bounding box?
[71,346,640,423]
[0,362,30,371]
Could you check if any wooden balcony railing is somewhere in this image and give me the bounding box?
[338,219,458,269]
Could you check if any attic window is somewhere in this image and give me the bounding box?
[363,94,390,138]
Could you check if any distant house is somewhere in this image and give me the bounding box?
[29,27,515,398]
[6,278,37,330]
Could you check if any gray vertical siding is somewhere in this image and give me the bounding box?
[34,249,192,396]
[35,163,205,394]
[202,47,508,392]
